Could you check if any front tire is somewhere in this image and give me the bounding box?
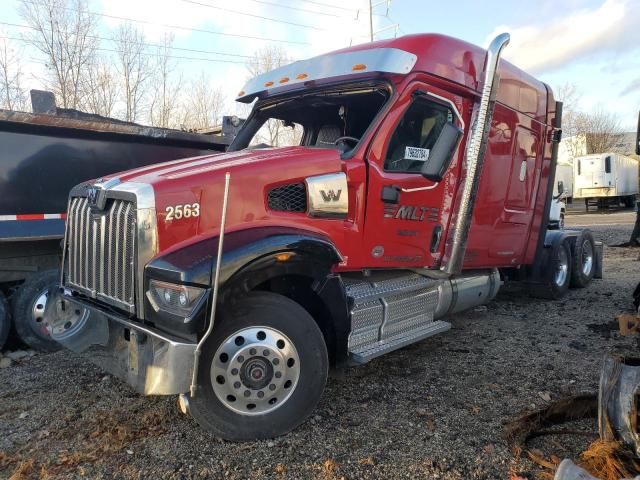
[189,292,328,441]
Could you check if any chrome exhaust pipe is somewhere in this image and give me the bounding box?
[442,33,510,275]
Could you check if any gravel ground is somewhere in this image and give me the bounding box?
[1,224,639,480]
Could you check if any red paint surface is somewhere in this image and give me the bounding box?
[109,34,555,272]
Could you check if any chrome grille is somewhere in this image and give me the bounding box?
[66,196,137,312]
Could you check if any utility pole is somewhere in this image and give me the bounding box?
[369,0,374,42]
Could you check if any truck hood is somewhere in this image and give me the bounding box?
[112,146,345,252]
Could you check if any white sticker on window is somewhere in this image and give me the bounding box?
[404,146,430,162]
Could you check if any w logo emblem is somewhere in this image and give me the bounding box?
[320,189,342,202]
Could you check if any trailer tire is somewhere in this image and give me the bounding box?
[188,292,328,441]
[570,231,595,288]
[12,270,64,352]
[0,291,10,351]
[533,240,572,299]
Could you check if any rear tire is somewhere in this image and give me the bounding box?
[533,240,572,299]
[0,291,10,351]
[12,270,63,352]
[570,231,595,288]
[189,292,328,441]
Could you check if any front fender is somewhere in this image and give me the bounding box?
[143,227,343,337]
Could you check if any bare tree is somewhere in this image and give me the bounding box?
[576,108,623,154]
[0,38,28,111]
[19,0,98,109]
[181,72,225,130]
[555,82,585,160]
[246,45,291,146]
[113,23,150,122]
[148,34,182,128]
[81,56,118,117]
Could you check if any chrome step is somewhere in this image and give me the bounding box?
[349,320,451,364]
[344,272,449,364]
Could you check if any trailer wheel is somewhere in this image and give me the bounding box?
[12,270,87,352]
[0,291,10,351]
[570,232,595,288]
[189,292,328,441]
[534,240,572,299]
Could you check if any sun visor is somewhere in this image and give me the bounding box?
[236,48,417,103]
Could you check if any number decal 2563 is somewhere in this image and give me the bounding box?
[165,203,200,221]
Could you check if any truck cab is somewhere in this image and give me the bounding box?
[48,33,600,441]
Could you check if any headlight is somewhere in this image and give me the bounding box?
[147,280,206,317]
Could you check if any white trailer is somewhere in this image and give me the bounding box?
[574,153,639,210]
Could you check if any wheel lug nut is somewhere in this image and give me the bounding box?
[272,358,279,365]
[234,381,241,389]
[275,372,282,379]
[250,348,256,355]
[244,390,251,397]
[257,391,264,398]
[237,355,244,363]
[231,368,239,375]
[263,350,269,356]
[269,384,276,391]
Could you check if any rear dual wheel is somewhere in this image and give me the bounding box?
[570,232,595,288]
[189,292,328,441]
[534,240,572,299]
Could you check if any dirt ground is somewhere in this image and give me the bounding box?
[1,221,639,480]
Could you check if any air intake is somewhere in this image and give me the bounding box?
[267,183,307,212]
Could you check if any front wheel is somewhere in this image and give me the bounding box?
[189,292,328,441]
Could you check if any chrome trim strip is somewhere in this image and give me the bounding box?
[441,33,510,275]
[305,172,349,219]
[109,182,158,319]
[238,48,417,103]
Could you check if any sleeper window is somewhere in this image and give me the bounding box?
[384,97,454,173]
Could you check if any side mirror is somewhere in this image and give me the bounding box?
[420,122,463,182]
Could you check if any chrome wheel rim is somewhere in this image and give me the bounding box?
[581,240,594,276]
[211,327,300,416]
[33,288,89,340]
[554,246,569,287]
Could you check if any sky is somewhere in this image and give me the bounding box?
[1,0,639,129]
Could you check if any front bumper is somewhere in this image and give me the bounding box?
[56,295,196,395]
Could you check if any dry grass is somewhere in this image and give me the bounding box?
[579,439,640,480]
[1,408,168,479]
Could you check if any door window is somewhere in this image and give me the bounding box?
[384,97,453,173]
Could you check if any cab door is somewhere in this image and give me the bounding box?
[362,82,467,269]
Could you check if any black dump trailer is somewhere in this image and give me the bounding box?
[0,92,233,351]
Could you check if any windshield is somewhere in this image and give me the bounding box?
[229,84,390,153]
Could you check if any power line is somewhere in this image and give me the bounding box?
[19,0,312,46]
[0,35,248,64]
[178,0,328,31]
[226,0,346,18]
[296,0,358,12]
[0,21,254,58]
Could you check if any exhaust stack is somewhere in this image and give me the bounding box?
[441,33,510,275]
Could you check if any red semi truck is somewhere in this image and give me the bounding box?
[48,33,601,440]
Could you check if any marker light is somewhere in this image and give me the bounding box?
[279,76,290,84]
[264,81,274,87]
[295,73,308,80]
[352,64,367,71]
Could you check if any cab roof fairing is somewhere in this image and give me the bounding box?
[236,48,418,104]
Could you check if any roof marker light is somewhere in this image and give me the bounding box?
[279,76,290,84]
[264,81,274,87]
[295,73,308,80]
[237,90,245,97]
[352,64,367,71]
